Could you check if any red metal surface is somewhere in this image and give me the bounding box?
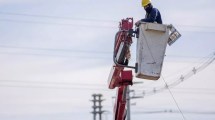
[108,18,133,89]
[108,66,123,89]
[120,18,133,30]
[108,18,134,120]
[121,70,133,83]
[113,86,127,120]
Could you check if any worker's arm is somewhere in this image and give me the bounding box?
[141,8,158,23]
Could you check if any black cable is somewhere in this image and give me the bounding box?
[0,11,118,23]
[161,76,187,120]
[133,110,215,114]
[0,51,111,59]
[140,52,215,96]
[0,84,110,91]
[0,18,116,29]
[1,11,215,29]
[0,79,106,87]
[0,45,111,54]
[1,44,213,59]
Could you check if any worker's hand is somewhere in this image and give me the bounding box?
[135,20,141,27]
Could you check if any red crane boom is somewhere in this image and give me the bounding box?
[108,18,136,120]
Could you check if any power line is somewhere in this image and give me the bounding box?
[176,87,215,91]
[134,53,215,95]
[134,87,215,95]
[141,52,215,96]
[1,11,215,29]
[0,11,118,23]
[0,44,112,59]
[0,81,110,91]
[0,84,110,91]
[0,45,111,54]
[0,45,213,59]
[133,110,215,115]
[0,51,213,63]
[0,51,111,59]
[163,53,214,79]
[0,50,214,94]
[161,76,186,120]
[1,44,212,58]
[0,79,106,87]
[1,12,215,33]
[0,18,116,29]
[1,79,214,94]
[1,17,214,33]
[175,24,215,29]
[0,79,110,91]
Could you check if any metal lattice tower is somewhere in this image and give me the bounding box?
[91,94,104,120]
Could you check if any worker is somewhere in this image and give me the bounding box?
[135,0,162,26]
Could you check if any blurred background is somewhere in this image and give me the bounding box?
[0,0,215,120]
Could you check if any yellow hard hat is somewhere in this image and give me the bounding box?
[142,0,151,7]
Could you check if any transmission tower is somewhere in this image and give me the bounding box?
[91,94,104,120]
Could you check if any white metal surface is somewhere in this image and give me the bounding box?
[136,23,169,80]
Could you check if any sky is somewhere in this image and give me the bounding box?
[0,0,215,120]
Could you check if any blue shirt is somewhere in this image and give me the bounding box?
[141,8,162,24]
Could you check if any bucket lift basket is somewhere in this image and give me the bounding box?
[136,23,181,80]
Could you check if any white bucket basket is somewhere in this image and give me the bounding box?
[136,23,172,80]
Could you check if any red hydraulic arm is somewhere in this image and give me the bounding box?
[108,18,136,120]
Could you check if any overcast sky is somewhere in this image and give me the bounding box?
[0,0,215,120]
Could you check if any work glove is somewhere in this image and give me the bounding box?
[135,20,141,27]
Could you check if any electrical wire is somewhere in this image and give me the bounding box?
[0,80,111,91]
[6,22,214,33]
[0,11,118,23]
[140,52,215,96]
[133,110,215,114]
[0,45,111,54]
[1,45,213,60]
[0,84,112,92]
[0,18,116,29]
[163,53,215,79]
[0,79,113,92]
[0,45,212,58]
[1,11,215,29]
[1,79,214,94]
[0,79,106,87]
[1,12,215,33]
[161,76,186,120]
[0,51,111,59]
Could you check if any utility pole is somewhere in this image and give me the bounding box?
[126,86,131,120]
[91,94,104,120]
[126,82,144,120]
